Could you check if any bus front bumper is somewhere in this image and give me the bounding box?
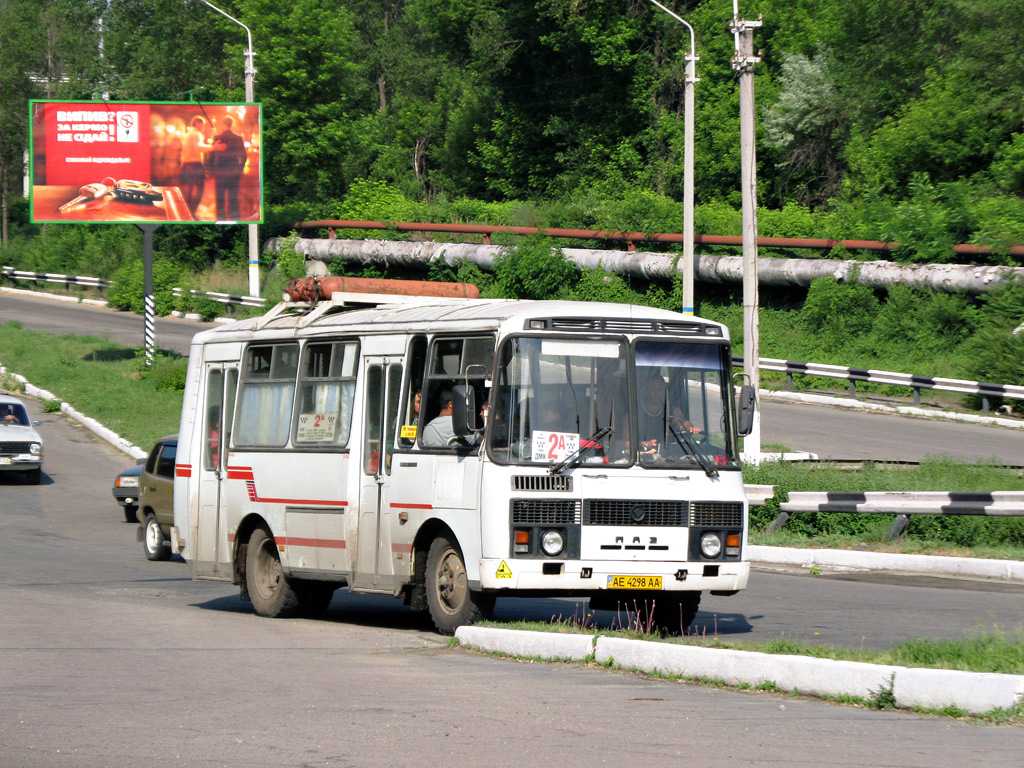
[477,558,749,593]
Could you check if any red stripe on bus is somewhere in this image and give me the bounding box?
[226,466,254,481]
[391,543,414,554]
[390,502,433,510]
[279,537,347,549]
[175,464,192,477]
[243,480,348,508]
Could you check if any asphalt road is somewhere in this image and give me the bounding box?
[1,396,1022,767]
[2,290,1022,463]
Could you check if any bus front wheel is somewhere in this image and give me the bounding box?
[425,534,491,635]
[245,527,301,618]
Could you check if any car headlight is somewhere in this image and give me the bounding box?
[540,529,565,557]
[117,475,139,488]
[29,443,41,455]
[700,531,723,559]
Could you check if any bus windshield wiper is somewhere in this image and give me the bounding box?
[668,419,719,478]
[549,426,612,475]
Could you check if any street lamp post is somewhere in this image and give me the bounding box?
[646,0,698,316]
[199,0,260,298]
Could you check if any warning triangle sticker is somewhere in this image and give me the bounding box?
[495,560,513,579]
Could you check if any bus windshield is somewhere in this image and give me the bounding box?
[488,336,739,469]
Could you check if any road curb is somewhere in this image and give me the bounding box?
[748,544,1024,583]
[0,366,147,460]
[456,626,1024,715]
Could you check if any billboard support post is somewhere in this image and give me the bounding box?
[137,223,160,366]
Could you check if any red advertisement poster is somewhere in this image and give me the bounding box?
[30,100,263,224]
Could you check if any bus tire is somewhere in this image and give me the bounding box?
[245,527,301,618]
[297,581,336,619]
[425,534,485,635]
[143,513,171,561]
[651,592,701,636]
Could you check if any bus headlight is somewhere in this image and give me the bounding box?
[700,532,722,559]
[30,443,42,455]
[540,529,565,557]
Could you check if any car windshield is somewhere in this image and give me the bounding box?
[488,336,740,469]
[0,403,29,426]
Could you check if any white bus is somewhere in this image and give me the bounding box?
[171,285,756,634]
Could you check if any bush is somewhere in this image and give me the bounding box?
[107,258,183,315]
[488,238,579,300]
[799,277,879,351]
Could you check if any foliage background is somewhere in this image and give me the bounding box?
[1,0,1023,405]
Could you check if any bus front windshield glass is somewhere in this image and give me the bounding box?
[489,337,630,466]
[634,340,738,470]
[489,336,739,469]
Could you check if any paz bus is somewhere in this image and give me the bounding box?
[171,279,756,634]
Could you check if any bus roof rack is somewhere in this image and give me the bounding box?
[253,291,476,330]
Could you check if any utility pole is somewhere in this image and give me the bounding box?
[200,0,260,298]
[646,0,698,315]
[731,2,762,460]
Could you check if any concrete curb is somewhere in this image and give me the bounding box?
[761,389,1024,430]
[456,626,1024,715]
[456,626,595,661]
[748,544,1024,583]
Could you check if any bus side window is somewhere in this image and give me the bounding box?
[420,335,494,450]
[399,336,427,448]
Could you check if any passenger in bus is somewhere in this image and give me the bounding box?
[421,388,455,446]
[637,368,700,455]
[207,406,221,470]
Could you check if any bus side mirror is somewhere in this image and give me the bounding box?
[736,384,756,437]
[451,384,476,437]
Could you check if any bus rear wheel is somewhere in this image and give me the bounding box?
[245,527,301,618]
[425,534,490,635]
[649,592,701,636]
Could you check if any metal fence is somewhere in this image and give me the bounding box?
[766,490,1024,540]
[2,266,110,293]
[171,287,267,311]
[733,355,1024,413]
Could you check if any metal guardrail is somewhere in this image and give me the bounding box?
[2,266,110,292]
[767,491,1024,540]
[4,265,1020,411]
[731,355,1024,412]
[171,287,267,310]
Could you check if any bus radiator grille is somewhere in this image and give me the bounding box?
[511,475,573,492]
[584,500,686,526]
[511,499,582,525]
[689,501,744,527]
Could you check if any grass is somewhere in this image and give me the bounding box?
[0,322,183,450]
[477,617,1024,675]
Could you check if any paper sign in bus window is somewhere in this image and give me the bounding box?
[532,431,580,462]
[297,412,337,442]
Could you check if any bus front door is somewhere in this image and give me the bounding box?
[353,359,402,590]
[194,365,237,579]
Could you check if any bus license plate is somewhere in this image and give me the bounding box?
[607,575,662,590]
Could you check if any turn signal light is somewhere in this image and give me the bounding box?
[514,529,530,554]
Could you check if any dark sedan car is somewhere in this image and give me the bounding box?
[112,463,143,522]
[138,435,177,561]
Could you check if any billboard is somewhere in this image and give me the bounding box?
[30,100,263,224]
